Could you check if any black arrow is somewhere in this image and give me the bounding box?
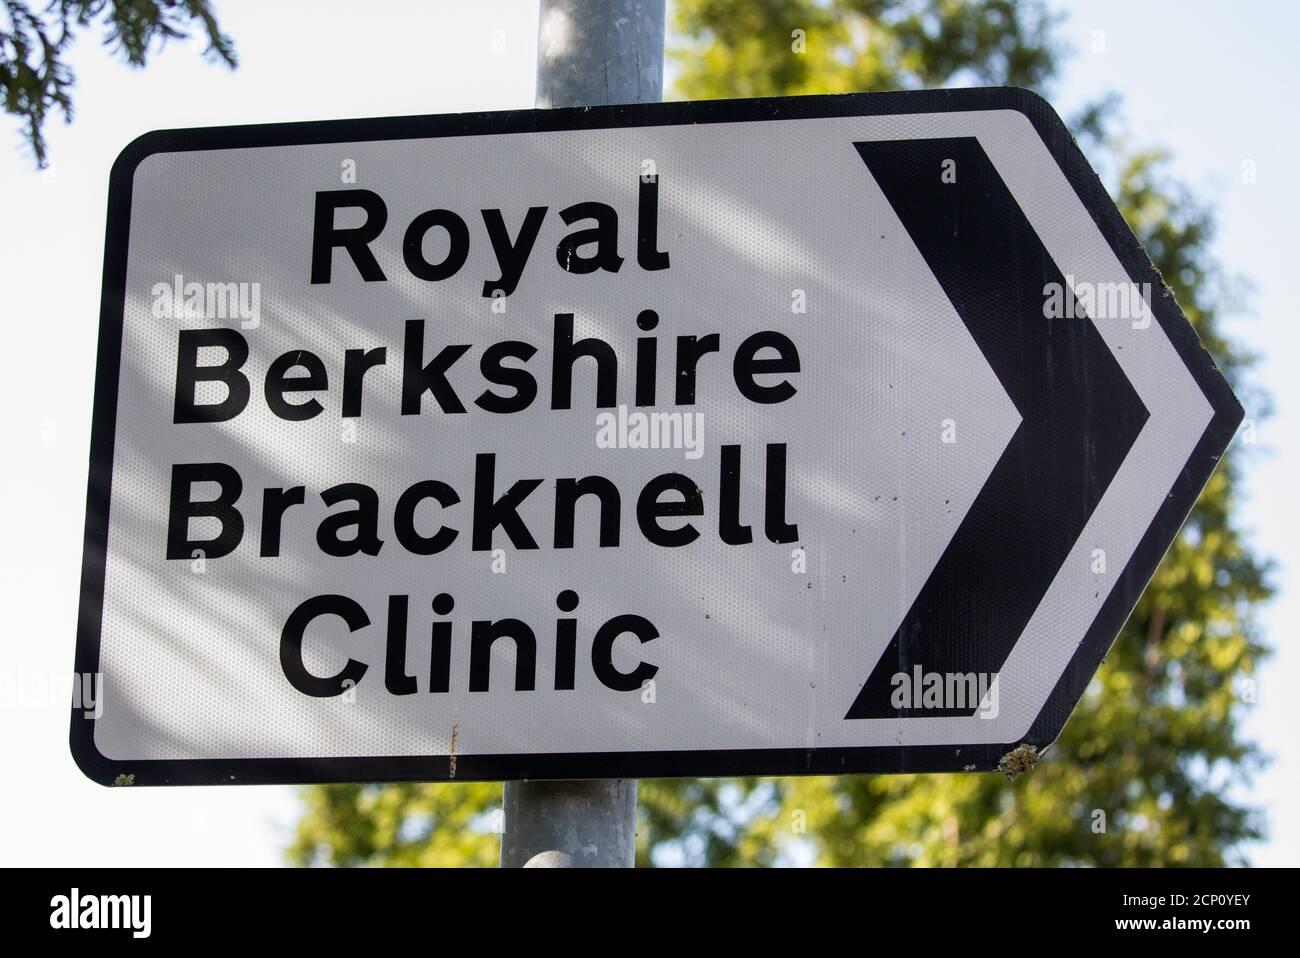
[845,137,1149,719]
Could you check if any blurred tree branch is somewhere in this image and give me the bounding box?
[1,0,235,165]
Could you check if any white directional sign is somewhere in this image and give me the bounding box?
[72,90,1241,785]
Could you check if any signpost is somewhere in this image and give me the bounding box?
[501,0,664,869]
[72,84,1241,799]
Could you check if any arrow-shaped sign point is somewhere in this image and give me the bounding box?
[845,136,1150,720]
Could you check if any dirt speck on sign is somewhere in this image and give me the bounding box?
[448,717,459,779]
[997,744,1039,781]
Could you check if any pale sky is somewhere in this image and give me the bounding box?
[0,0,1294,866]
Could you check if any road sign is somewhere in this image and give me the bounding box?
[72,89,1241,785]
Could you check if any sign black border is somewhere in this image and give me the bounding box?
[70,87,1243,786]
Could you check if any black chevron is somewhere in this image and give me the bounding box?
[846,136,1149,719]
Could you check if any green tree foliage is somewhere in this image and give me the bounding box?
[289,0,1270,867]
[290,782,502,868]
[1,0,235,165]
[671,0,1060,98]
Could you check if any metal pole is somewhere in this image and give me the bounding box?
[499,0,664,869]
[501,778,639,867]
[534,0,665,108]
